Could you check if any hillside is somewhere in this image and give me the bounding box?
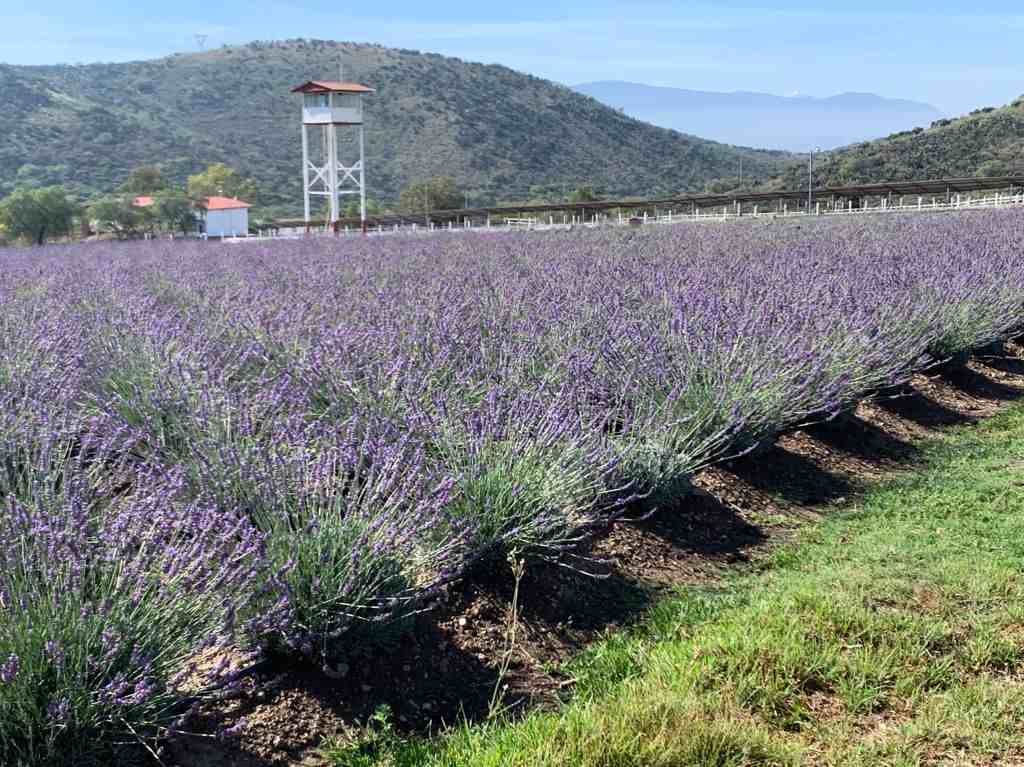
[574,81,942,151]
[773,97,1024,189]
[0,40,792,214]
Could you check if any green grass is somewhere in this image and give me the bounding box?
[324,405,1024,767]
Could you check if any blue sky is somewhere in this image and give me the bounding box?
[1,0,1022,116]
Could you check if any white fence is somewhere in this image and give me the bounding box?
[227,190,1024,243]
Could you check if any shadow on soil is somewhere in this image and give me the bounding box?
[934,363,1024,402]
[633,491,768,561]
[978,352,1024,378]
[168,355,1024,766]
[808,411,920,464]
[718,442,856,506]
[873,390,976,429]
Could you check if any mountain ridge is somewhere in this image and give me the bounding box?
[0,41,792,214]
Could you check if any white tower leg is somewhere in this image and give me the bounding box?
[359,124,367,227]
[328,124,340,224]
[301,125,311,223]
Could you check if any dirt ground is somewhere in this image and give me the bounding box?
[167,343,1024,767]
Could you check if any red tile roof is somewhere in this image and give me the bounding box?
[201,196,251,211]
[132,196,155,207]
[292,80,375,94]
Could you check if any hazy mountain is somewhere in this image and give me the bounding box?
[574,81,943,151]
[0,41,794,214]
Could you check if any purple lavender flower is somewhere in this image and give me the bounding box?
[0,654,19,684]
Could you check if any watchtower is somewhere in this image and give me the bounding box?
[292,79,375,227]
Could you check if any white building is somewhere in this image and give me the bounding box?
[199,196,251,237]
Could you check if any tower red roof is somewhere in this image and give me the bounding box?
[291,80,375,94]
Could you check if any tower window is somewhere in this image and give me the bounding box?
[332,93,361,109]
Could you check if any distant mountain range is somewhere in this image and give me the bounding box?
[573,81,944,150]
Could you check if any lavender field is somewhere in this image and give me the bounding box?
[1,211,1023,763]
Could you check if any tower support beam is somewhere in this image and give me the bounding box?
[359,125,367,228]
[301,124,311,223]
[302,123,367,226]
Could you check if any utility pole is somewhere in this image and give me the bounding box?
[808,147,820,214]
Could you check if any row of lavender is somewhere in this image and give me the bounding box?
[2,210,1023,761]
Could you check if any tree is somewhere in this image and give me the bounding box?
[976,159,1009,178]
[399,177,463,214]
[120,165,168,195]
[0,187,75,246]
[568,185,600,203]
[187,163,259,203]
[153,193,197,235]
[88,197,144,239]
[703,177,743,194]
[343,198,382,218]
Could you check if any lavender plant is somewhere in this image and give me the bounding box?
[0,416,270,765]
[1,207,1023,763]
[179,409,469,660]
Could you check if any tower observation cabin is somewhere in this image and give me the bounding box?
[292,79,375,227]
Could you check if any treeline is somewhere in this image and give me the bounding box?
[1,159,622,245]
[86,163,260,239]
[0,163,260,246]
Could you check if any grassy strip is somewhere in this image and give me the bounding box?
[326,405,1024,766]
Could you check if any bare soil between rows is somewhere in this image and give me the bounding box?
[167,344,1024,767]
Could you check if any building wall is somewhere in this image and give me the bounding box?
[205,208,249,237]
